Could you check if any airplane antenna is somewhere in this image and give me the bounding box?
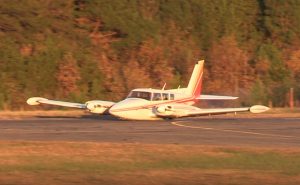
[162,83,166,90]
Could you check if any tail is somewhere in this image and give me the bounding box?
[186,60,204,97]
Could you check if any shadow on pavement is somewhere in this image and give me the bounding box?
[36,114,122,121]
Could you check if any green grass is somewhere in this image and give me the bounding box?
[0,144,300,175]
[0,142,300,185]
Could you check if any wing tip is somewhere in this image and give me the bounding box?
[26,97,48,105]
[250,105,270,113]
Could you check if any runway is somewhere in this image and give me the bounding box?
[0,116,299,147]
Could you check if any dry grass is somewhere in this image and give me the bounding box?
[1,170,299,185]
[0,110,88,119]
[0,141,299,185]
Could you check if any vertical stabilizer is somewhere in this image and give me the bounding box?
[186,60,204,97]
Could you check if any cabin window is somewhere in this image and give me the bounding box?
[162,93,169,100]
[128,91,151,100]
[152,93,162,101]
[170,94,175,100]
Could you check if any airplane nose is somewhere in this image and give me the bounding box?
[108,98,156,120]
[108,98,147,117]
[108,104,124,118]
[108,104,120,114]
[108,100,134,118]
[108,100,131,116]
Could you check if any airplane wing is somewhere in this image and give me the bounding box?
[197,95,238,100]
[185,105,269,116]
[27,97,115,114]
[153,104,269,118]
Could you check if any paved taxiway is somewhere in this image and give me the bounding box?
[0,116,299,147]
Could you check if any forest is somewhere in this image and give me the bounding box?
[0,0,300,110]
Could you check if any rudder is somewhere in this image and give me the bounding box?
[186,60,204,97]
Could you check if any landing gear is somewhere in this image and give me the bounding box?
[164,117,174,120]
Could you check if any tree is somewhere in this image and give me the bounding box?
[56,53,81,97]
[135,39,174,88]
[122,56,152,91]
[250,79,268,105]
[1,0,300,109]
[255,43,289,106]
[286,48,300,106]
[206,36,254,99]
[98,53,126,100]
[286,49,300,78]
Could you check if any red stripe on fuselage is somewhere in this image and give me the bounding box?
[109,96,196,113]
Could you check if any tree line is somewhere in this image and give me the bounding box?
[0,0,299,110]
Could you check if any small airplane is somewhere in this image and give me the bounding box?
[27,60,269,120]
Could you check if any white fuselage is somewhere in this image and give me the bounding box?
[108,88,196,120]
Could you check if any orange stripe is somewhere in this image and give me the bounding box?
[193,72,203,96]
[110,96,196,112]
[192,71,203,96]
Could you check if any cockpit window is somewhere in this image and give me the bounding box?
[162,93,169,100]
[128,91,151,100]
[128,91,174,101]
[152,93,162,101]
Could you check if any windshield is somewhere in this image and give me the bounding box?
[152,93,162,101]
[128,91,151,100]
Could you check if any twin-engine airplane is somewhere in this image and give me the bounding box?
[27,60,269,120]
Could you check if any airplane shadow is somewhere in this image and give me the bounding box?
[35,114,122,121]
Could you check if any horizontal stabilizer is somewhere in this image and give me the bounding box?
[197,95,238,100]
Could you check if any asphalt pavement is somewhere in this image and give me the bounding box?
[0,116,299,147]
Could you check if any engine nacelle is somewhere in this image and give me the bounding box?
[154,105,177,117]
[85,101,112,114]
[156,105,173,113]
[154,104,193,118]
